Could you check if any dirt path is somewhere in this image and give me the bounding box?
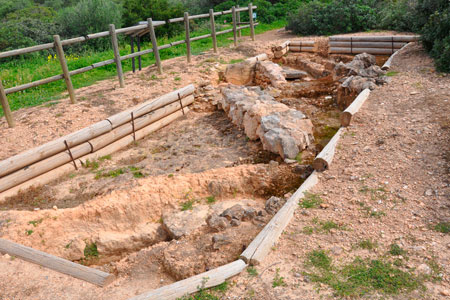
[224,43,450,299]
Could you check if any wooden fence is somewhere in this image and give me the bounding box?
[0,4,258,128]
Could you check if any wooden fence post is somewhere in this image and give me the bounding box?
[184,12,191,63]
[232,6,237,47]
[137,36,142,71]
[236,5,241,37]
[130,36,135,73]
[209,9,218,53]
[0,80,15,128]
[53,35,76,104]
[148,18,163,74]
[249,3,255,41]
[109,24,125,88]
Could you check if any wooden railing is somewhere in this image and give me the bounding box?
[0,4,258,128]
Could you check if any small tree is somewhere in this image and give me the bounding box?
[58,0,122,49]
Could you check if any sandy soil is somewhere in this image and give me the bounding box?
[223,43,450,299]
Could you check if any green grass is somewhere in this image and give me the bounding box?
[0,21,286,117]
[386,71,400,76]
[95,167,125,179]
[299,192,323,209]
[206,195,216,204]
[25,229,33,236]
[358,239,378,250]
[28,218,43,227]
[304,218,346,234]
[247,266,258,276]
[304,249,426,297]
[433,222,450,234]
[272,268,286,287]
[180,199,194,211]
[389,244,408,256]
[177,279,228,300]
[84,242,98,259]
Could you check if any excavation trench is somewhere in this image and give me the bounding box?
[0,50,389,289]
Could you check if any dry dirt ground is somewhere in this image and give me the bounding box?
[0,29,449,300]
[223,43,450,299]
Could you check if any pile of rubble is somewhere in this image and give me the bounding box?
[334,53,387,108]
[220,85,314,159]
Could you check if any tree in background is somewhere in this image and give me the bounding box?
[0,5,60,51]
[122,0,185,37]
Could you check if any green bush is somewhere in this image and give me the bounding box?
[422,7,450,72]
[122,0,185,38]
[286,0,377,36]
[0,5,59,51]
[378,0,418,32]
[58,0,122,50]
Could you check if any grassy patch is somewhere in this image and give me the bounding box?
[83,159,99,170]
[180,200,194,211]
[129,166,145,178]
[178,279,228,300]
[386,71,400,76]
[359,185,388,201]
[272,268,286,287]
[304,249,425,297]
[358,239,378,250]
[299,192,323,209]
[0,21,286,117]
[95,168,125,179]
[294,152,302,164]
[28,218,43,227]
[206,196,216,204]
[432,222,450,234]
[304,218,346,234]
[247,267,258,277]
[359,202,386,218]
[84,242,98,259]
[25,229,33,236]
[228,58,244,64]
[389,244,408,257]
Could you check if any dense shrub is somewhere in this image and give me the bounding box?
[58,0,122,50]
[286,0,377,36]
[378,0,418,32]
[0,5,59,51]
[422,7,450,72]
[122,0,185,38]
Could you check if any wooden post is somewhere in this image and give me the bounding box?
[232,6,237,47]
[209,9,217,53]
[0,80,14,128]
[137,36,142,71]
[147,18,163,74]
[249,3,255,41]
[236,5,241,37]
[53,35,76,104]
[0,238,114,287]
[109,24,125,88]
[130,36,135,73]
[184,12,191,63]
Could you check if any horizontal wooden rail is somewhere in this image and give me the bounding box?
[329,41,406,49]
[129,260,247,300]
[0,238,114,287]
[5,74,64,94]
[329,35,419,42]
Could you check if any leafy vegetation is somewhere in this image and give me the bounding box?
[304,249,427,297]
[432,222,450,234]
[84,242,99,258]
[299,191,322,209]
[177,279,229,300]
[272,268,286,287]
[357,239,378,250]
[287,0,450,72]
